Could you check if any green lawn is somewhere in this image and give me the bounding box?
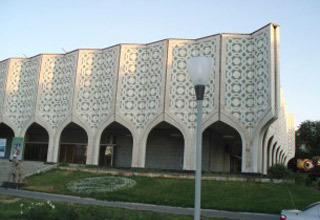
[0,195,232,220]
[23,169,320,214]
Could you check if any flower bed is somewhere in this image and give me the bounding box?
[66,176,136,194]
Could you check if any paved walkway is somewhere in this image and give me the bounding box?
[0,187,279,220]
[0,159,56,183]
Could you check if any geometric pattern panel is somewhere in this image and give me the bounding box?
[38,53,76,129]
[4,57,40,131]
[75,47,120,129]
[118,42,166,129]
[0,60,9,120]
[223,29,270,133]
[224,36,255,131]
[253,29,271,122]
[168,37,218,130]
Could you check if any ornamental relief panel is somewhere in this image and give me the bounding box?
[0,61,8,120]
[253,29,271,123]
[37,53,76,130]
[223,36,255,131]
[4,57,40,131]
[222,27,270,134]
[118,42,166,129]
[167,37,219,130]
[74,47,119,130]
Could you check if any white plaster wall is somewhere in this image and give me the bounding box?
[0,24,294,174]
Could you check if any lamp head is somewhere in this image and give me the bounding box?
[187,56,214,86]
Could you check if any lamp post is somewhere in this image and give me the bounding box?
[187,57,214,220]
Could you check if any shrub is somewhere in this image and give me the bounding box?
[267,164,291,179]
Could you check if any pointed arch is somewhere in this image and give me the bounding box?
[145,115,191,170]
[266,136,274,169]
[99,121,133,168]
[279,149,283,164]
[283,156,288,166]
[202,121,242,173]
[282,153,286,164]
[217,115,249,172]
[0,122,15,159]
[271,142,278,165]
[59,122,88,164]
[275,146,281,164]
[145,121,184,170]
[23,122,49,162]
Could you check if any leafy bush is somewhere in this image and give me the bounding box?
[267,164,291,179]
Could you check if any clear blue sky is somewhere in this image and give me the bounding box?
[1,0,319,127]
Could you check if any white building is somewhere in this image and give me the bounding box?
[0,23,295,174]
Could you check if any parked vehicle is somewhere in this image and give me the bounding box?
[280,202,320,219]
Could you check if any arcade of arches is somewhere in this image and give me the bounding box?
[0,120,287,173]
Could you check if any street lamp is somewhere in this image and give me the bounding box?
[187,56,214,220]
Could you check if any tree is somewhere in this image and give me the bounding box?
[296,120,320,157]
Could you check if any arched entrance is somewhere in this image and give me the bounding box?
[99,122,133,168]
[275,146,281,164]
[0,123,15,159]
[271,142,277,165]
[24,123,49,162]
[202,121,242,173]
[266,136,274,169]
[145,122,184,170]
[59,123,88,164]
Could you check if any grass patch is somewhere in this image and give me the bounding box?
[23,169,320,214]
[0,196,24,220]
[0,196,233,220]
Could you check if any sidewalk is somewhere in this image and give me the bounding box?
[0,159,56,183]
[0,187,279,220]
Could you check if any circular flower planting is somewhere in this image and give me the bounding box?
[66,176,136,194]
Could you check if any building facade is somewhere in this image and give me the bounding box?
[0,23,295,174]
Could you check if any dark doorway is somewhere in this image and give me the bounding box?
[99,122,133,167]
[59,123,88,164]
[145,122,184,170]
[0,123,15,159]
[202,121,242,173]
[24,123,49,162]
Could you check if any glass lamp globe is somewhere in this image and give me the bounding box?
[187,57,214,86]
